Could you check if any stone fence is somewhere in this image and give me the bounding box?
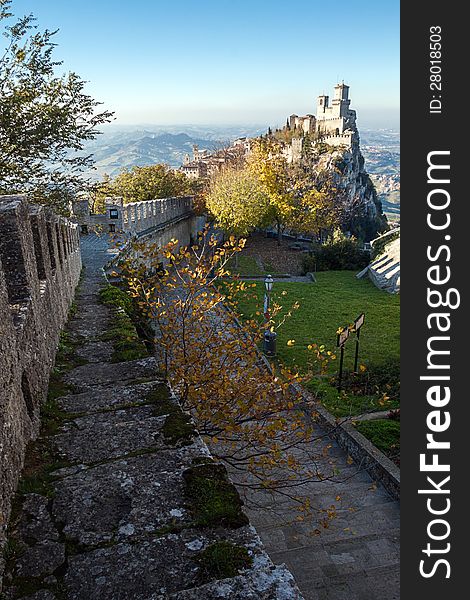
[0,195,81,551]
[319,131,354,148]
[74,196,194,236]
[122,196,193,235]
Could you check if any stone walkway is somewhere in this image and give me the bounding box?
[3,235,400,599]
[2,235,302,599]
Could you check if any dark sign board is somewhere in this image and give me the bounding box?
[337,328,350,347]
[354,313,365,332]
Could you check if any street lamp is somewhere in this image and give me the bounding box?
[263,274,277,356]
[264,274,273,318]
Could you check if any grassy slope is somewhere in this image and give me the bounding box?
[234,271,400,372]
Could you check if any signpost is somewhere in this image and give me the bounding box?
[336,327,350,392]
[353,312,365,373]
[336,312,365,391]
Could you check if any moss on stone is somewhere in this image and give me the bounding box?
[162,411,195,446]
[2,538,25,562]
[100,298,148,363]
[54,330,88,374]
[99,283,155,356]
[183,462,249,529]
[99,285,133,313]
[40,397,70,436]
[197,541,252,580]
[146,385,171,406]
[15,435,72,499]
[146,386,195,446]
[47,377,73,402]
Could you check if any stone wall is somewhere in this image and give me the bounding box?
[75,196,194,236]
[0,195,81,553]
[319,131,354,148]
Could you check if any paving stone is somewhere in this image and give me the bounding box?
[63,357,158,391]
[17,494,59,543]
[51,450,198,546]
[57,381,166,414]
[53,406,168,463]
[170,564,303,599]
[75,340,114,363]
[23,591,58,600]
[16,541,65,578]
[63,535,209,599]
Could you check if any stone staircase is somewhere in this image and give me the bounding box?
[1,235,301,599]
[357,237,400,294]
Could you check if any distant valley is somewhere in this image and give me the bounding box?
[82,124,400,222]
[82,125,265,179]
[360,128,400,223]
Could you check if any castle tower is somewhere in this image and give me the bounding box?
[317,94,329,115]
[192,144,199,162]
[334,82,349,101]
[331,82,351,118]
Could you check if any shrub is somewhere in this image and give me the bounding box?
[302,238,370,272]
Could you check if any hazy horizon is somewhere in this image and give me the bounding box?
[10,0,399,131]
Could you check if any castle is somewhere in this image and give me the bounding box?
[285,82,358,161]
[178,83,358,173]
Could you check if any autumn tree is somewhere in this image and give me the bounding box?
[206,166,270,238]
[0,0,113,211]
[247,138,342,243]
[108,164,195,204]
[119,230,339,514]
[288,164,341,238]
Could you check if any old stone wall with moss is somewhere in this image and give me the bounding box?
[0,195,81,560]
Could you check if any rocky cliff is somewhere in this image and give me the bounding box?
[301,134,388,241]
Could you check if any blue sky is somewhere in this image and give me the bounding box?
[10,0,399,128]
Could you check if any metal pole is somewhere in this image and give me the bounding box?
[354,328,361,373]
[338,344,345,391]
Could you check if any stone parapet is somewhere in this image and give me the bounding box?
[0,195,81,557]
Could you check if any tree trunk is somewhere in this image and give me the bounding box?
[277,222,282,246]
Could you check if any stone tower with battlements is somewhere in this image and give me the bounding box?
[316,82,356,136]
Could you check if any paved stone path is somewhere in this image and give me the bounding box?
[3,235,399,599]
[2,235,302,599]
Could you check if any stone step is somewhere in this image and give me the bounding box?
[63,357,159,392]
[57,381,166,415]
[52,406,169,464]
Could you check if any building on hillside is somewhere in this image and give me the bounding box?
[179,139,249,179]
[316,82,356,136]
[288,114,316,134]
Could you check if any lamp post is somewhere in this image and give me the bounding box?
[263,275,277,356]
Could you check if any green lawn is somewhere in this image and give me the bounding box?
[232,271,400,418]
[355,419,400,465]
[227,255,283,277]
[227,255,265,277]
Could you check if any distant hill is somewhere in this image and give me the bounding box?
[82,125,266,180]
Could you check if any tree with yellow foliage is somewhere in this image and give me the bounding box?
[247,138,340,244]
[206,166,271,238]
[119,229,339,515]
